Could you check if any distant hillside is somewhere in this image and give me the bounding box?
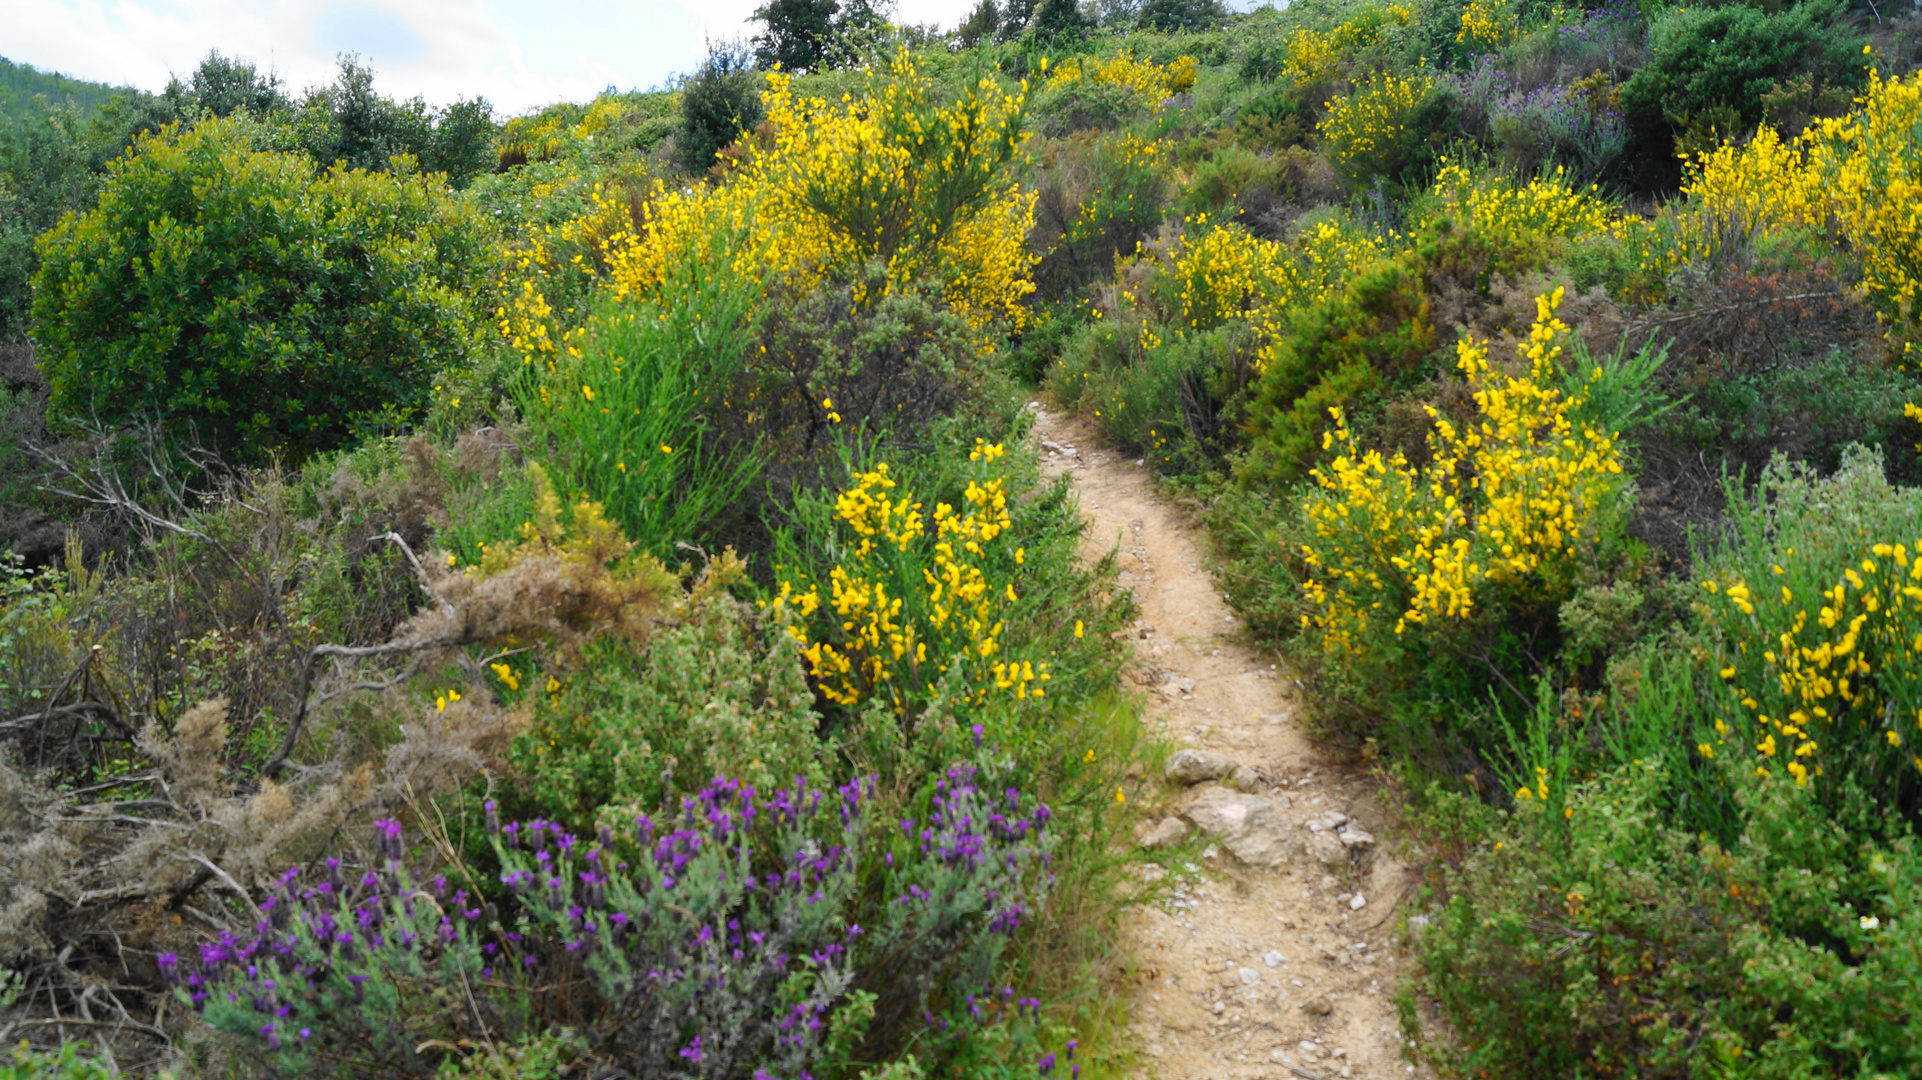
[0,55,132,119]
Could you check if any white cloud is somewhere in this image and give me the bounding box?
[7,0,1005,116]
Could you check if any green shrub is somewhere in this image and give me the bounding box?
[1234,253,1434,488]
[1028,128,1172,302]
[505,578,827,831]
[514,254,761,560]
[1412,740,1922,1079]
[1407,762,1748,1080]
[1176,143,1305,230]
[1619,1,1868,132]
[31,117,494,462]
[1051,320,1253,473]
[676,41,766,173]
[0,1041,114,1080]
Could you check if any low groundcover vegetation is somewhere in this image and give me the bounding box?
[7,0,1922,1075]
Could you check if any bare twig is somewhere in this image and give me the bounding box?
[262,633,465,780]
[372,531,454,619]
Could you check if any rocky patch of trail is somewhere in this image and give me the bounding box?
[1032,405,1434,1080]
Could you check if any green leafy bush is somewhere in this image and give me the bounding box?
[1234,253,1434,487]
[31,117,494,462]
[0,1041,114,1080]
[1619,1,1867,132]
[506,574,827,830]
[676,41,766,173]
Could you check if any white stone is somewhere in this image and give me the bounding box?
[1263,950,1284,968]
[1349,893,1367,910]
[1165,749,1237,785]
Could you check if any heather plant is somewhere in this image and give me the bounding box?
[171,764,1065,1079]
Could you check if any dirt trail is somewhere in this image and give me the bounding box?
[1030,404,1432,1080]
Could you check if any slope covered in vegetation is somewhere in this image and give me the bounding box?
[3,0,1922,1073]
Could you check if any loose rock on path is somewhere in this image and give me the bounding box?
[1031,404,1434,1080]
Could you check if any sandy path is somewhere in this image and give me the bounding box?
[1030,404,1433,1080]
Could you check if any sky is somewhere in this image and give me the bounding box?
[3,0,997,116]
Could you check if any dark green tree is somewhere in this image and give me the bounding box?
[1033,0,1094,39]
[752,0,841,72]
[187,51,289,118]
[957,0,1001,47]
[298,56,494,187]
[31,117,494,461]
[1137,0,1227,32]
[677,41,766,173]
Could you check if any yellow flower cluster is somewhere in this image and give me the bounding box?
[497,278,586,370]
[496,96,633,166]
[1300,289,1625,654]
[1428,161,1615,242]
[769,442,1048,712]
[1268,4,1417,87]
[1704,542,1922,786]
[1318,72,1434,177]
[1665,69,1922,345]
[1803,68,1922,347]
[1046,50,1197,98]
[1164,215,1386,366]
[1457,0,1515,47]
[604,51,1036,338]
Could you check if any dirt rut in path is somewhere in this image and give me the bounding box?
[1032,405,1432,1080]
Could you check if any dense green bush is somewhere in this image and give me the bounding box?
[1234,254,1435,487]
[505,581,827,830]
[1619,1,1868,133]
[677,42,767,173]
[32,117,494,462]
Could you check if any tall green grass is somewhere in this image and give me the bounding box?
[515,252,764,561]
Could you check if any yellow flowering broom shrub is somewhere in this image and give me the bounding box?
[1045,51,1198,100]
[767,441,1051,716]
[1318,71,1436,186]
[1697,447,1922,804]
[1426,161,1616,245]
[1246,3,1417,87]
[1457,0,1516,50]
[1166,214,1387,350]
[1632,70,1922,347]
[604,51,1037,339]
[1298,288,1627,663]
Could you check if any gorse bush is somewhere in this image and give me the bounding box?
[31,117,493,461]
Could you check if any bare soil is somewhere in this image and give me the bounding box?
[1031,404,1436,1080]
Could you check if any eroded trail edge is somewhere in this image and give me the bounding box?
[1031,405,1432,1080]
